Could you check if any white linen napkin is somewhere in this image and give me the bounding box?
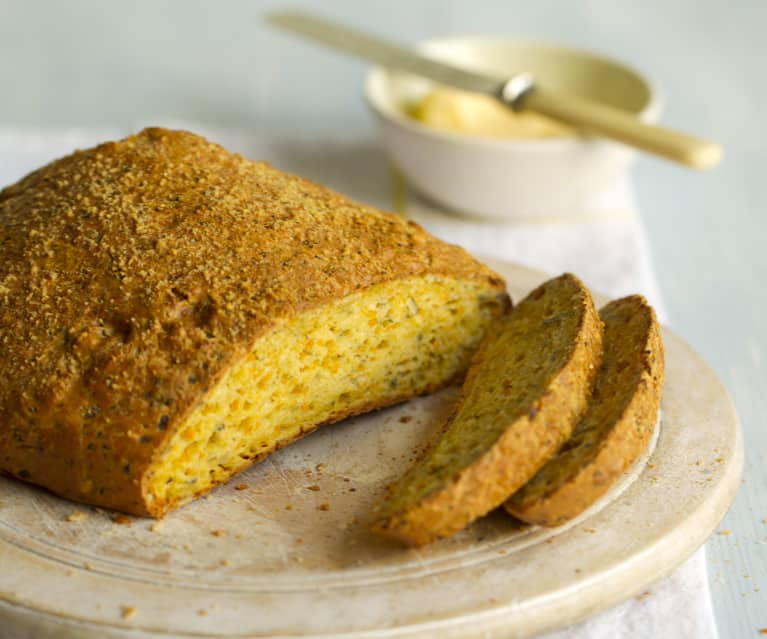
[0,126,718,639]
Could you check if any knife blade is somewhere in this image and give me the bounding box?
[266,11,506,97]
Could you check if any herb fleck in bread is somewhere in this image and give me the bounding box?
[0,128,509,517]
[505,295,664,526]
[370,273,603,546]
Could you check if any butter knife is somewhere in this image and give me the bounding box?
[266,11,721,170]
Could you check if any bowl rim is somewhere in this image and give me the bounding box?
[363,35,664,150]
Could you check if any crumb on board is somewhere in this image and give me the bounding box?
[718,529,732,536]
[211,529,226,537]
[583,527,597,534]
[84,562,94,571]
[317,503,330,511]
[398,415,413,424]
[315,463,326,472]
[759,628,767,635]
[66,570,76,577]
[235,483,249,491]
[66,510,88,523]
[112,514,132,525]
[220,559,230,567]
[197,609,208,617]
[635,591,652,600]
[150,520,164,533]
[306,485,321,491]
[120,605,137,621]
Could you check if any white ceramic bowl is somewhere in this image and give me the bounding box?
[364,37,662,220]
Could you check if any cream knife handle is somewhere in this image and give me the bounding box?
[515,84,722,170]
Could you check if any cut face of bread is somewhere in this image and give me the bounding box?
[505,295,664,526]
[0,128,509,517]
[145,276,503,513]
[370,273,603,546]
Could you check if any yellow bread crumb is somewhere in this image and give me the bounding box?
[66,511,87,523]
[120,606,136,620]
[147,276,502,512]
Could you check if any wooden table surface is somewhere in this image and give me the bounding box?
[0,1,764,636]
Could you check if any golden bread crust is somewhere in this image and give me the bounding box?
[505,295,664,526]
[0,127,506,516]
[370,273,603,546]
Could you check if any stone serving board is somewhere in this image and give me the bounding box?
[0,260,743,638]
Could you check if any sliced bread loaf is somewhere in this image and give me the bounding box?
[505,295,664,526]
[370,273,603,546]
[0,128,509,517]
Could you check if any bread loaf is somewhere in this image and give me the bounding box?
[505,295,664,526]
[0,128,509,517]
[370,273,603,546]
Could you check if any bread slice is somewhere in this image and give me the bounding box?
[0,128,509,517]
[505,295,664,526]
[370,273,603,546]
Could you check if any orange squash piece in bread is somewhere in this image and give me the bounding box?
[370,273,603,546]
[0,128,509,517]
[505,295,664,526]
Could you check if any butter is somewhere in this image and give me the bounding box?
[412,86,572,139]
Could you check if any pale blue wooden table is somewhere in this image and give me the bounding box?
[0,1,764,636]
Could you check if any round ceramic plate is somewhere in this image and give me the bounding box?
[0,261,742,639]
